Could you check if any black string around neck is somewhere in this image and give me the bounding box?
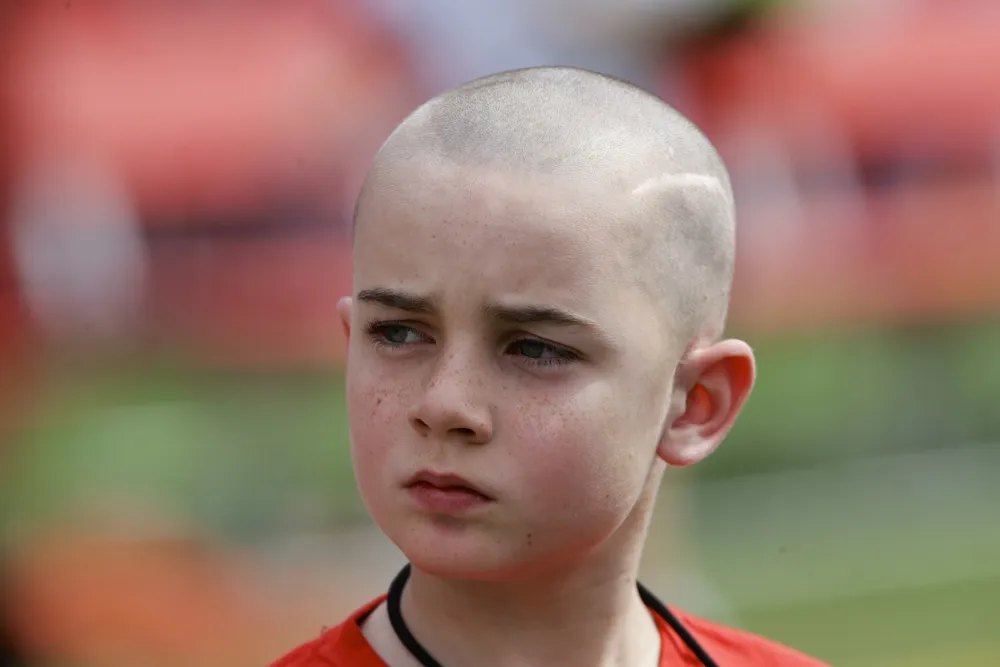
[385,564,718,667]
[387,564,444,667]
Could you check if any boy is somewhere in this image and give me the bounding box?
[272,67,827,666]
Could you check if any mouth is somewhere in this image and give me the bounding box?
[404,470,496,515]
[405,470,494,501]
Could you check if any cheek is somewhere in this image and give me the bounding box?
[508,386,649,526]
[345,359,406,483]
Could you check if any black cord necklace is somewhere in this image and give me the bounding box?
[386,564,719,667]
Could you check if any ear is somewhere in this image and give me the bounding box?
[657,339,755,467]
[336,296,353,343]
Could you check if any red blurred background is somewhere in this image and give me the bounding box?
[1,2,998,666]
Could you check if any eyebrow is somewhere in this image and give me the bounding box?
[356,287,609,339]
[357,287,435,313]
[482,303,594,329]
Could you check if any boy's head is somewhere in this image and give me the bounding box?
[338,67,754,581]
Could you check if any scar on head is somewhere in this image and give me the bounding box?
[630,172,727,198]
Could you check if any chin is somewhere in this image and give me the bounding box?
[386,519,530,582]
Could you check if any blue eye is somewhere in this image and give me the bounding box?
[506,339,577,367]
[367,323,430,348]
[365,321,578,369]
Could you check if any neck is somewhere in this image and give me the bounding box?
[403,566,657,667]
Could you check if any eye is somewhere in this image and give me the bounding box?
[506,338,578,367]
[366,322,431,348]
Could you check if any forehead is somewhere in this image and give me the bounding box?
[354,163,634,312]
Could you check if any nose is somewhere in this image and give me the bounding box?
[408,354,493,445]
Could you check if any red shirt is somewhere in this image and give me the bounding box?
[271,596,828,666]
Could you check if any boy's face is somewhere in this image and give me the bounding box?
[342,164,684,580]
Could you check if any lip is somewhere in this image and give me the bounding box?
[406,470,492,497]
[405,470,495,514]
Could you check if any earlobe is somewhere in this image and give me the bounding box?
[336,296,353,343]
[657,339,755,467]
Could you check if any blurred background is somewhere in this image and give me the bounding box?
[1,1,998,665]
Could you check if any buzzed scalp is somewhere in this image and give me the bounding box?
[357,66,736,348]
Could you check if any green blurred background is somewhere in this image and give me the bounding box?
[5,318,999,665]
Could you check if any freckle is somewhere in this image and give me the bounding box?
[526,532,533,546]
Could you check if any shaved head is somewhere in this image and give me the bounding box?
[355,67,735,349]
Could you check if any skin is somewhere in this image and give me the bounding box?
[336,155,754,666]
